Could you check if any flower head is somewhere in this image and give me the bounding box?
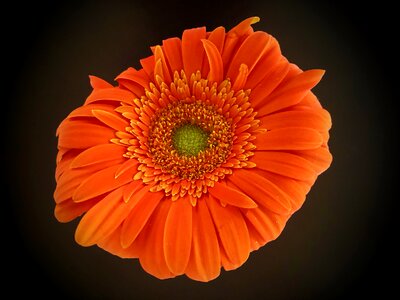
[54,17,332,281]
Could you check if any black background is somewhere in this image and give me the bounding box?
[5,0,395,298]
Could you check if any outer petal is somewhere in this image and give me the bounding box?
[257,70,325,116]
[245,36,282,89]
[92,109,129,132]
[254,169,310,213]
[89,75,113,89]
[139,200,175,279]
[182,27,206,76]
[226,31,271,80]
[209,181,257,208]
[97,225,141,259]
[252,151,317,181]
[207,26,225,53]
[228,16,259,36]
[206,194,250,269]
[55,105,116,137]
[162,37,183,73]
[84,88,135,105]
[70,144,126,168]
[260,108,332,132]
[164,195,193,275]
[55,149,82,180]
[242,206,289,247]
[229,169,292,215]
[255,127,323,151]
[116,67,150,90]
[185,199,221,282]
[58,121,115,149]
[54,168,96,203]
[120,188,164,248]
[54,197,100,223]
[73,164,133,202]
[222,17,259,69]
[290,147,333,175]
[75,187,128,246]
[249,58,290,106]
[201,39,224,83]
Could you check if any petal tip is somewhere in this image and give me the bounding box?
[312,69,326,80]
[250,16,260,24]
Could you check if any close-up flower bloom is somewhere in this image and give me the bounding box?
[54,16,332,282]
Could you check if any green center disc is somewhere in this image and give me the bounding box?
[172,124,209,156]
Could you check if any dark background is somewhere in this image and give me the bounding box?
[5,0,395,298]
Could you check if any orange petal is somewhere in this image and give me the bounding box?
[289,147,333,174]
[56,147,68,163]
[219,243,237,271]
[70,144,126,169]
[222,17,258,69]
[138,199,175,279]
[182,27,206,76]
[69,104,116,118]
[242,206,288,246]
[55,149,81,180]
[73,164,133,202]
[254,169,309,213]
[115,158,139,179]
[252,151,317,181]
[228,16,260,36]
[245,220,264,251]
[121,189,164,248]
[227,31,271,80]
[255,127,323,150]
[207,26,225,53]
[298,91,322,109]
[249,58,290,106]
[231,63,248,91]
[260,108,332,132]
[162,37,183,73]
[58,121,115,149]
[229,169,292,214]
[164,195,193,275]
[92,109,129,131]
[54,168,95,203]
[221,35,239,73]
[206,194,250,268]
[209,181,257,209]
[84,88,135,105]
[154,45,172,84]
[56,104,116,136]
[257,69,325,116]
[75,187,131,246]
[185,199,221,282]
[89,75,113,89]
[201,39,223,83]
[54,197,100,223]
[116,67,150,89]
[140,55,155,78]
[280,63,302,84]
[117,79,144,97]
[97,224,141,259]
[122,180,144,203]
[245,37,282,88]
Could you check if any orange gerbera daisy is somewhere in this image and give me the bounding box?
[54,17,332,281]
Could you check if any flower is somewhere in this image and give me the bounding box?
[54,16,332,282]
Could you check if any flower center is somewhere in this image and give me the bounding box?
[117,70,258,202]
[147,101,233,180]
[172,124,209,156]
